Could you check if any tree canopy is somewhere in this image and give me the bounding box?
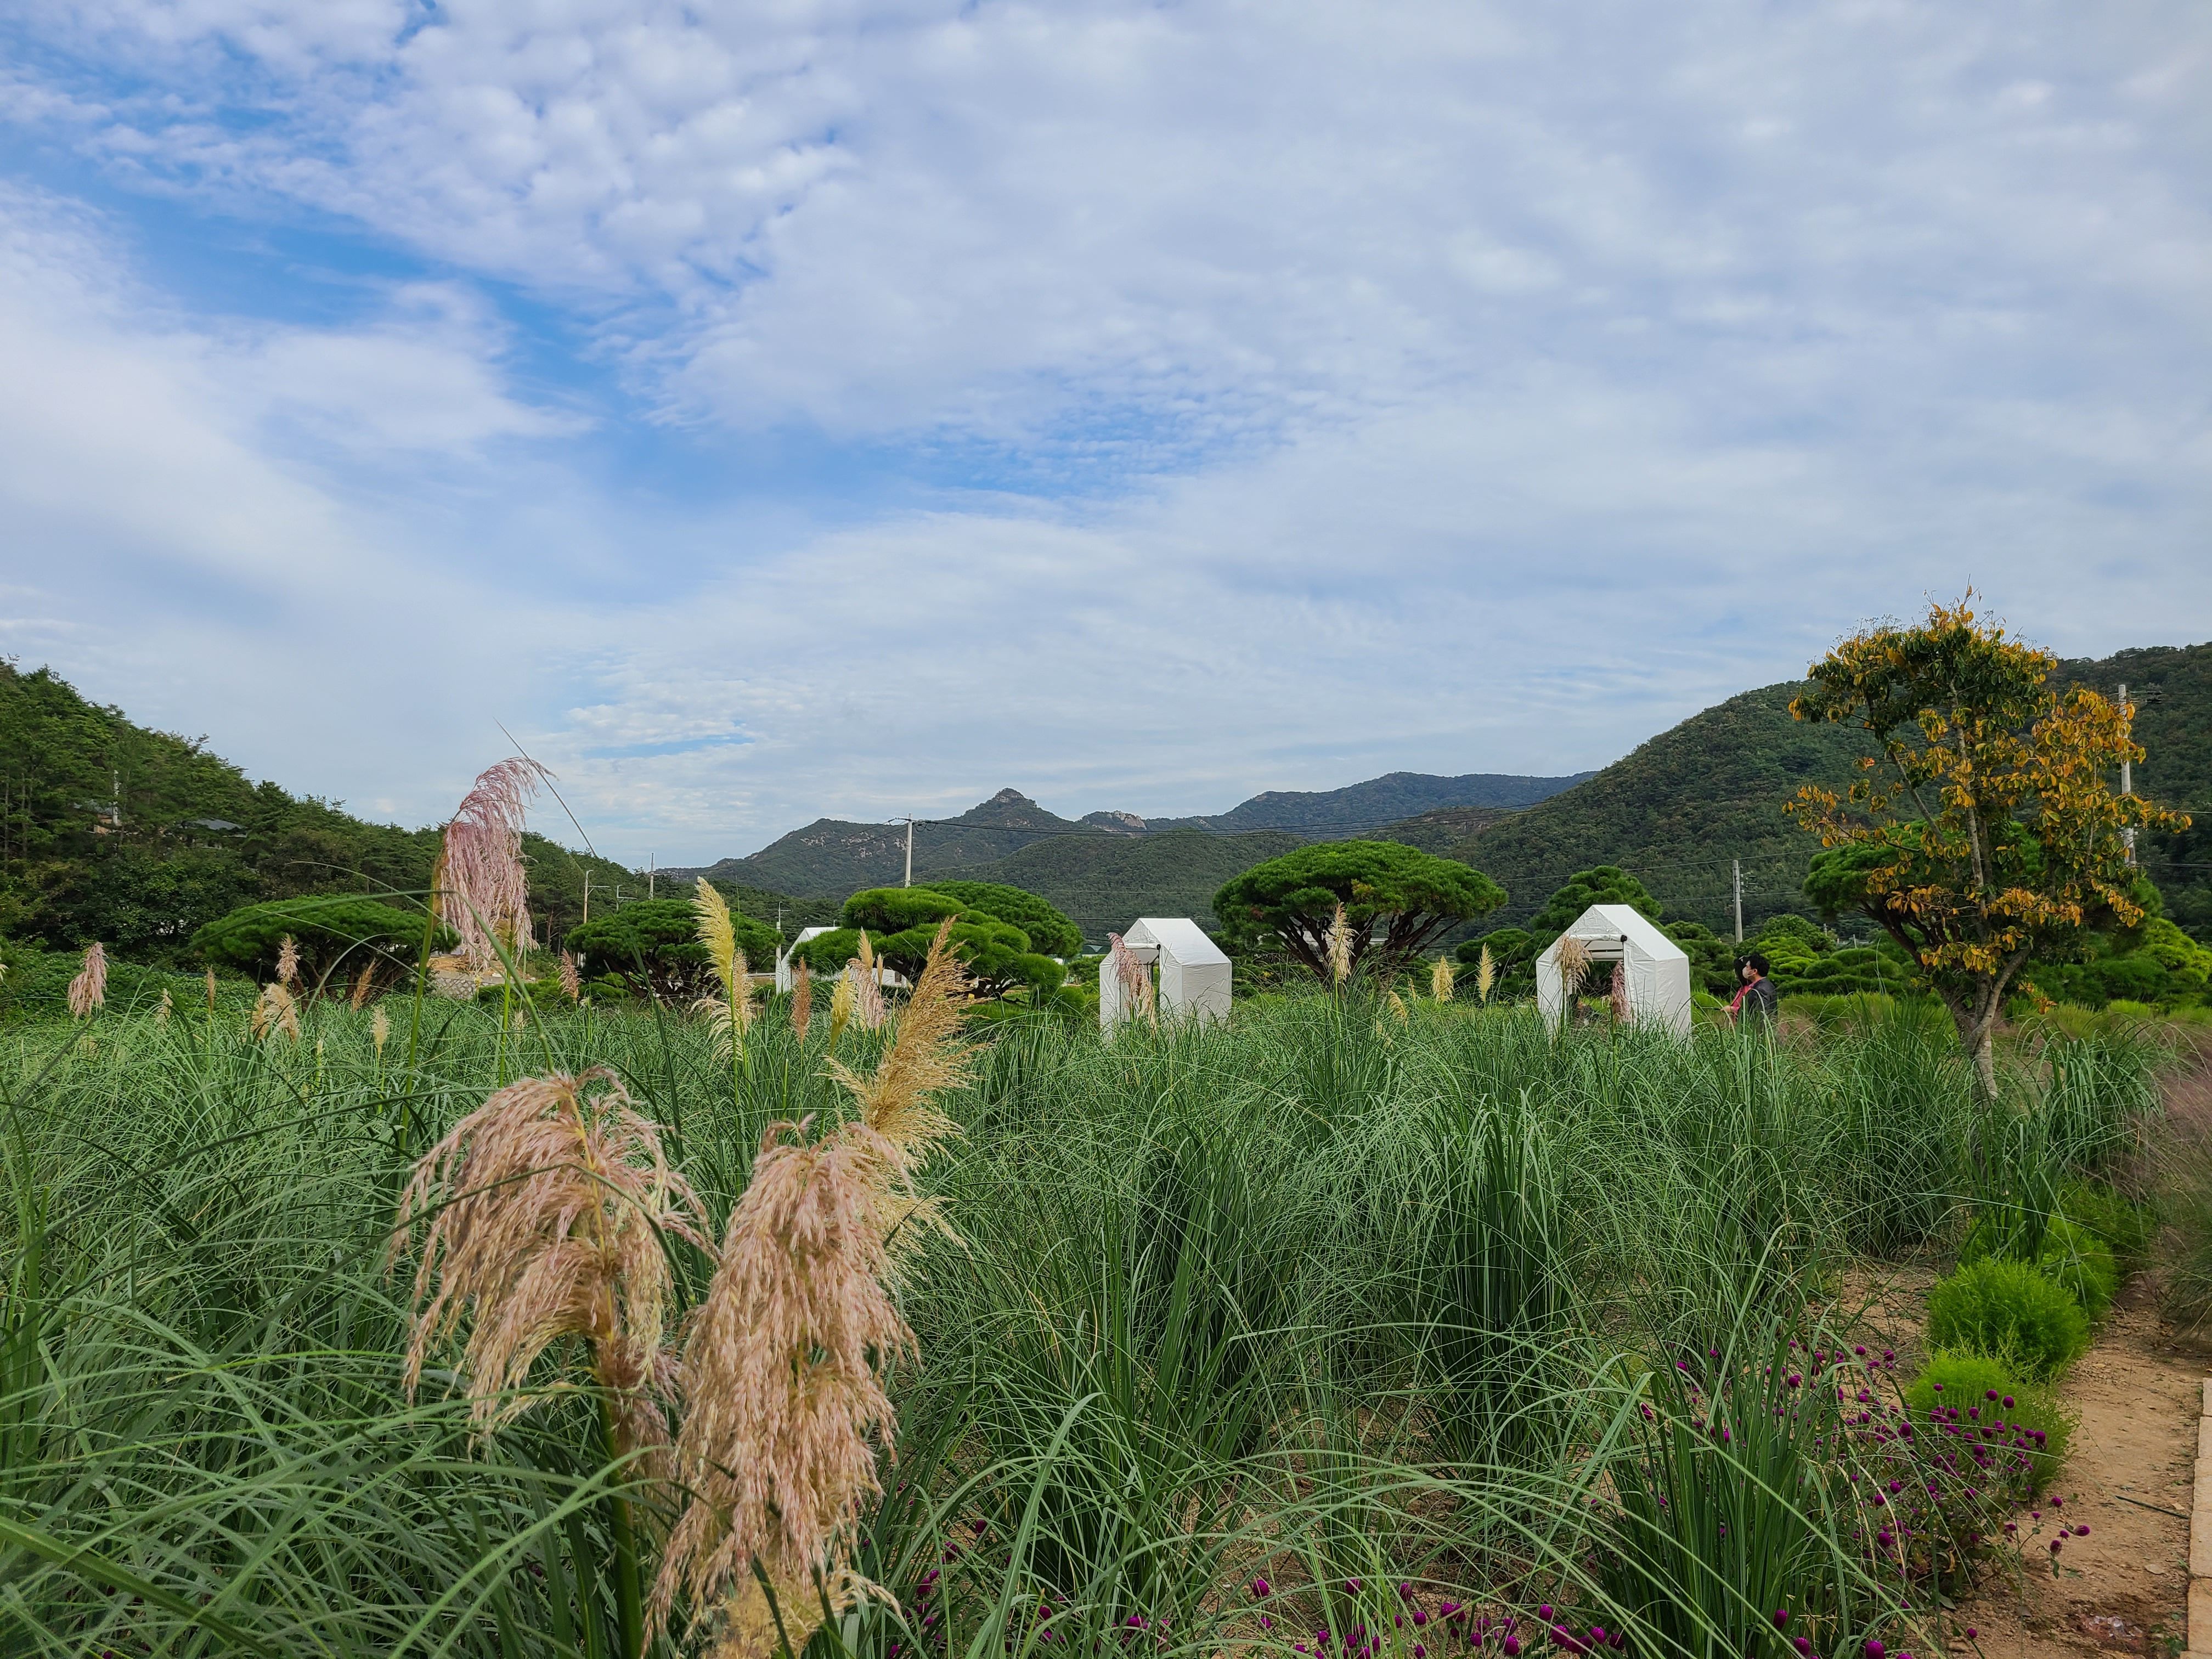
[1527,865,1660,935]
[191,896,452,993]
[567,898,781,1001]
[921,880,1084,958]
[1790,595,2187,1090]
[792,885,1069,1000]
[1214,839,1504,984]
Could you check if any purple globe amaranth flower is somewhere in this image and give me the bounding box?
[1504,1640,1521,1657]
[1866,1640,1885,1659]
[1772,1612,1790,1629]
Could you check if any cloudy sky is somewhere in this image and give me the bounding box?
[2,2,2207,864]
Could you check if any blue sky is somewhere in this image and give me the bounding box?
[2,2,2207,865]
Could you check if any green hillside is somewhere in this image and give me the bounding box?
[952,827,1306,945]
[1371,804,1517,854]
[0,662,755,964]
[1143,770,1588,834]
[1456,643,2212,941]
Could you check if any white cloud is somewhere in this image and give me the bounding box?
[0,5,2207,865]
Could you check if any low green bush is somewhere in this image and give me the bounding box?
[2061,1180,2155,1277]
[2035,1217,2119,1318]
[1925,1257,2089,1378]
[1903,1349,2073,1485]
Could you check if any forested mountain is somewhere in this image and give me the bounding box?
[1454,643,2212,940]
[1136,770,1592,834]
[689,772,1588,904]
[0,662,678,963]
[12,638,2201,972]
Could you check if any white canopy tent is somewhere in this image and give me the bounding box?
[1535,904,1694,1037]
[774,927,833,992]
[1100,917,1233,1031]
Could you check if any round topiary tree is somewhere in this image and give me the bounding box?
[191,896,452,994]
[567,898,781,1001]
[1213,840,1504,985]
[922,880,1083,958]
[1527,866,1659,936]
[792,885,1065,1000]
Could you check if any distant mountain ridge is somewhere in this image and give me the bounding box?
[674,770,1594,932]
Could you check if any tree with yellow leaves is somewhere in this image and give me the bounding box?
[1788,596,2187,1097]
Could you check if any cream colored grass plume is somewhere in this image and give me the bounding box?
[251,981,301,1042]
[849,932,887,1031]
[66,941,106,1018]
[790,958,812,1041]
[1430,954,1454,1002]
[391,1067,709,1459]
[441,757,548,974]
[275,934,300,987]
[1476,943,1496,1005]
[692,877,753,1054]
[1325,902,1353,986]
[557,950,583,1003]
[1554,934,1592,1000]
[653,922,973,1659]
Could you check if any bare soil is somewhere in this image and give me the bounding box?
[1942,1290,2198,1659]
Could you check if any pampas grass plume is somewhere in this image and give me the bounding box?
[1476,943,1496,1005]
[1325,902,1352,986]
[652,923,972,1659]
[1430,955,1454,1002]
[349,961,377,1010]
[66,942,106,1018]
[558,950,582,1003]
[1554,934,1592,1000]
[791,958,812,1041]
[441,758,546,974]
[827,966,855,1049]
[276,934,300,987]
[251,981,301,1042]
[372,1006,390,1058]
[392,1067,709,1454]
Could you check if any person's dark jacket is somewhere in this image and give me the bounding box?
[1741,975,1779,1025]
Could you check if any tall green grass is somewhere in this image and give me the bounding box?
[0,991,2165,1656]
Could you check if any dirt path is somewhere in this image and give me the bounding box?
[1942,1291,2201,1658]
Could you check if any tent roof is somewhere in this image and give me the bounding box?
[1126,917,1230,966]
[1546,903,1687,963]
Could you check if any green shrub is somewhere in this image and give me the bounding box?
[1903,1349,2073,1485]
[566,898,778,1000]
[1925,1257,2089,1377]
[2031,1216,2118,1319]
[190,896,449,991]
[2060,1180,2154,1277]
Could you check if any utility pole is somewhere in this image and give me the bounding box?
[1733,859,1743,944]
[903,817,915,887]
[2119,683,2136,866]
[648,853,656,900]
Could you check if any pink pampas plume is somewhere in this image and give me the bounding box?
[66,943,107,1018]
[439,758,548,974]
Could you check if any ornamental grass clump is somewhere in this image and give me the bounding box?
[391,1066,710,1454]
[654,923,972,1659]
[1925,1257,2087,1378]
